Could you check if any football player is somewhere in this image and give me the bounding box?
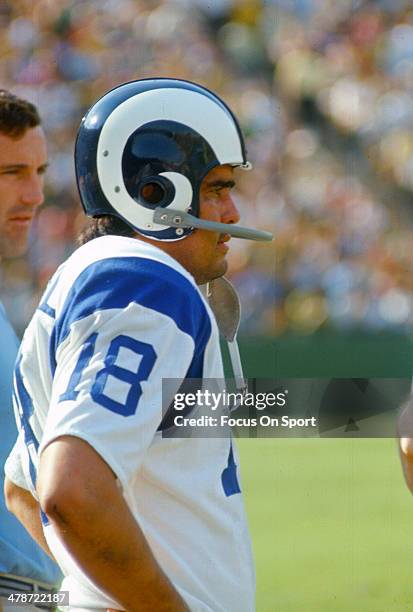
[0,90,61,607]
[5,79,271,611]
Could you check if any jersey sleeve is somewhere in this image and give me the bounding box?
[38,257,211,488]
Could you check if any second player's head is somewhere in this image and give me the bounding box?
[0,90,47,259]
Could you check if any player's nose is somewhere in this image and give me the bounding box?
[20,173,44,208]
[222,194,240,225]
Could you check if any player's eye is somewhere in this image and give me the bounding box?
[214,185,229,194]
[217,186,233,197]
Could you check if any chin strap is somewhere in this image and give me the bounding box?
[226,340,246,394]
[206,277,247,404]
[153,208,273,242]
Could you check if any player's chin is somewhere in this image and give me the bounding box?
[0,234,29,259]
[209,256,228,281]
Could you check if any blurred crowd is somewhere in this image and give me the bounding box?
[1,0,413,336]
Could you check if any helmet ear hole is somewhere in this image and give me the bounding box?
[140,181,165,206]
[137,176,175,209]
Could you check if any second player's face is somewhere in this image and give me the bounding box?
[0,126,47,259]
[178,164,240,284]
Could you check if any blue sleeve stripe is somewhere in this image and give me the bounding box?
[52,257,211,353]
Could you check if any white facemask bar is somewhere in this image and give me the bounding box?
[153,208,273,241]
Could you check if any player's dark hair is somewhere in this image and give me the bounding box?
[0,90,41,138]
[77,215,136,246]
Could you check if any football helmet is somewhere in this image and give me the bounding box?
[75,78,272,242]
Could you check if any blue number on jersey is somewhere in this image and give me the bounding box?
[221,441,241,496]
[60,334,157,417]
[59,333,98,402]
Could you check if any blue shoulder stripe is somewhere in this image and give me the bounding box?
[51,256,211,361]
[38,269,63,319]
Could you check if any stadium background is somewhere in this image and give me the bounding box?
[2,0,413,609]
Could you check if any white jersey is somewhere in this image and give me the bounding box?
[7,236,255,612]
